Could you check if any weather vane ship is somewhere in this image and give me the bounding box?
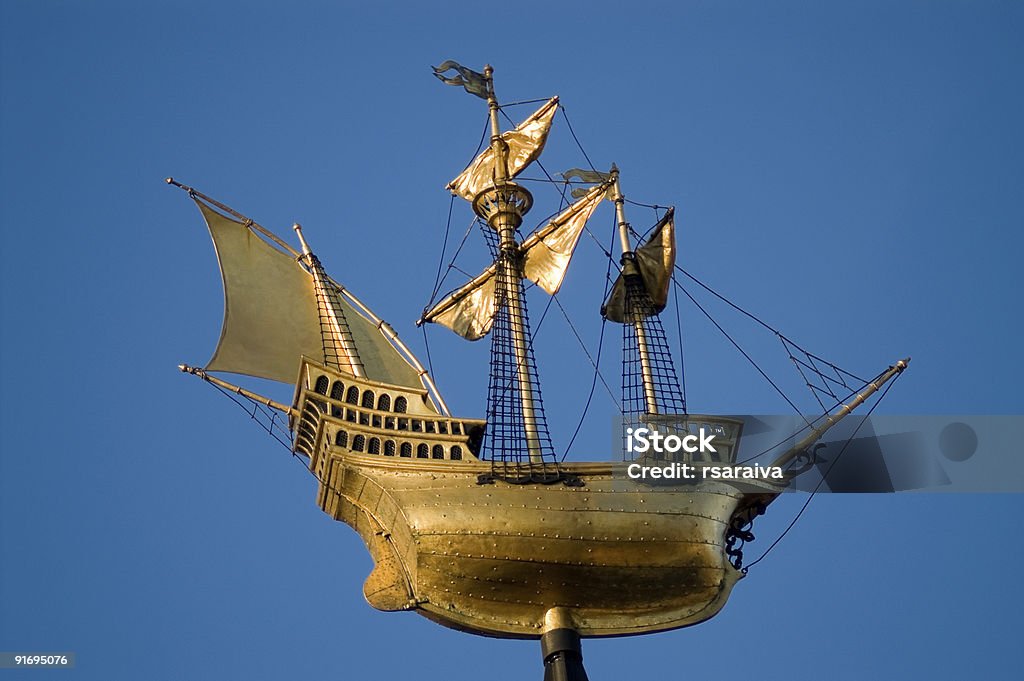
[172,62,908,680]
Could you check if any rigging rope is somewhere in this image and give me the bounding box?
[421,323,435,383]
[555,295,618,460]
[624,197,668,212]
[672,273,688,408]
[498,98,552,108]
[673,278,807,417]
[559,207,627,458]
[552,219,622,458]
[559,106,599,173]
[781,335,867,393]
[743,371,903,571]
[732,371,884,466]
[674,264,780,336]
[429,194,455,301]
[208,382,293,452]
[423,111,491,310]
[669,264,869,423]
[424,216,481,309]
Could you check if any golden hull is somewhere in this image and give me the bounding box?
[317,455,776,639]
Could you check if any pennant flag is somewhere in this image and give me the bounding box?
[562,168,614,198]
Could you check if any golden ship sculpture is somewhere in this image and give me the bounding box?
[173,62,908,680]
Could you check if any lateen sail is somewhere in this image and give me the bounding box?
[602,208,676,323]
[197,200,424,388]
[422,181,608,339]
[447,97,559,201]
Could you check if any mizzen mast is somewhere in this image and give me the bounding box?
[293,224,365,378]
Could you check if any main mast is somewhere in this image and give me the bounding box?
[476,65,545,463]
[424,61,600,472]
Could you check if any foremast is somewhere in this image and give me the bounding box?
[602,171,685,417]
[611,170,659,414]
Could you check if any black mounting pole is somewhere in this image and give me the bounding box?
[540,628,589,681]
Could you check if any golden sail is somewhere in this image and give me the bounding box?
[602,208,676,323]
[447,96,558,201]
[421,181,608,339]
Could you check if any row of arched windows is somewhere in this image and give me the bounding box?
[314,375,407,413]
[313,375,468,438]
[333,429,463,460]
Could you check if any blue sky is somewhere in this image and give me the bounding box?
[1,1,1022,679]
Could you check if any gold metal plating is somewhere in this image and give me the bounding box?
[298,358,775,639]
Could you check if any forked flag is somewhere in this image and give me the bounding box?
[432,60,489,99]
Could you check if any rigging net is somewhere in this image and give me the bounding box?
[484,254,560,482]
[620,275,686,416]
